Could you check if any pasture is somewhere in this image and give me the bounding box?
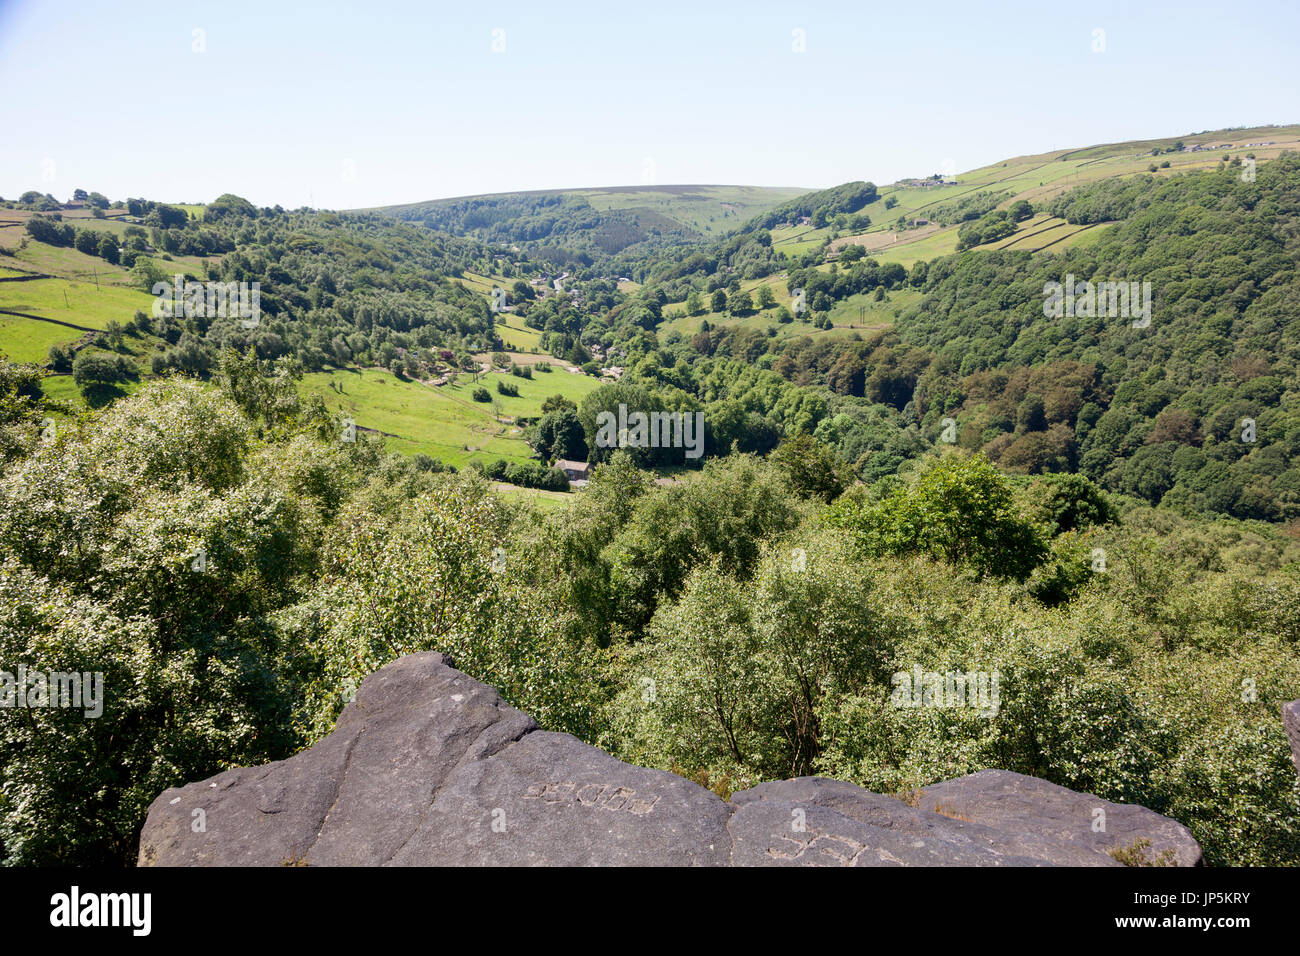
[299,363,603,467]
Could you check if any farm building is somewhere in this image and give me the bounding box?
[555,459,590,481]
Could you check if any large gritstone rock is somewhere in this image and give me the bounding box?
[138,652,1203,867]
[917,769,1202,866]
[137,652,731,866]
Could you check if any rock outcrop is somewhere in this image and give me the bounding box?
[138,652,1203,867]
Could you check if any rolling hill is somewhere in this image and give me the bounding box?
[766,123,1300,266]
[365,183,809,256]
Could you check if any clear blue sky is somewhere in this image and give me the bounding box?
[1,0,1296,209]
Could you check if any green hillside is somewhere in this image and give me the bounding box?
[299,363,602,467]
[367,183,809,254]
[770,124,1300,266]
[5,123,1300,871]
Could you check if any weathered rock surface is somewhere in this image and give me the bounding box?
[138,652,1203,867]
[1284,700,1300,778]
[918,770,1201,866]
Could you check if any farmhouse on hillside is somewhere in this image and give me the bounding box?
[555,459,591,482]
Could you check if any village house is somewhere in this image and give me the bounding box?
[555,459,590,482]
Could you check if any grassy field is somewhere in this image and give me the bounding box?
[867,227,962,267]
[0,208,218,278]
[661,305,789,338]
[0,276,155,326]
[0,315,83,363]
[36,373,84,408]
[825,287,920,329]
[455,272,548,351]
[38,369,142,412]
[0,276,157,363]
[301,367,526,464]
[455,270,503,296]
[450,364,602,418]
[494,314,542,351]
[299,364,603,467]
[574,184,809,237]
[662,283,915,343]
[475,350,561,367]
[31,323,159,403]
[770,124,1300,266]
[770,225,825,258]
[659,268,805,337]
[5,242,132,281]
[491,481,573,511]
[1051,221,1116,252]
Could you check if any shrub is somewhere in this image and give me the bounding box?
[47,344,73,373]
[827,452,1048,580]
[71,350,128,387]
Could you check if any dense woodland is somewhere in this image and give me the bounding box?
[2,151,1299,867]
[593,155,1300,523]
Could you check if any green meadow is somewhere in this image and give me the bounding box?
[491,482,574,511]
[661,283,917,343]
[455,363,603,415]
[456,272,548,351]
[0,277,157,363]
[494,314,542,351]
[767,124,1300,267]
[9,242,132,280]
[0,314,81,363]
[824,287,920,329]
[869,227,962,267]
[299,363,603,467]
[0,276,156,327]
[456,270,503,296]
[39,369,142,412]
[575,184,808,237]
[0,280,157,366]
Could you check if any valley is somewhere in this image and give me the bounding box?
[3,121,1300,871]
